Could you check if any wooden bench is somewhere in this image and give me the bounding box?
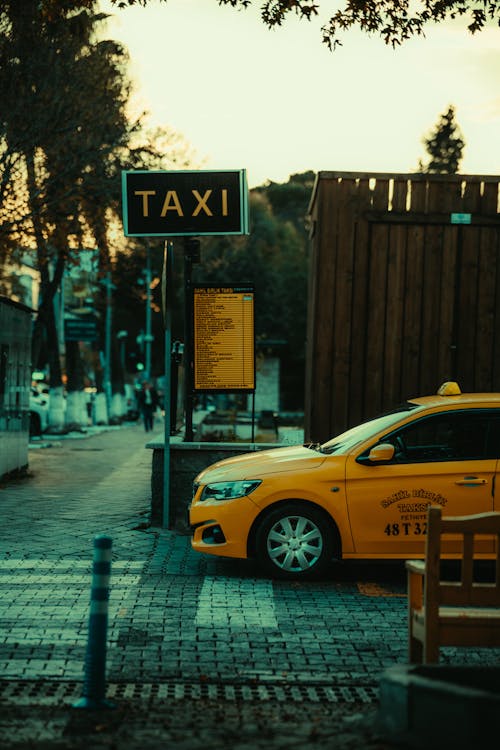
[406,505,500,664]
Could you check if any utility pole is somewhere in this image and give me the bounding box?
[162,241,173,529]
[104,272,112,417]
[145,245,153,380]
[183,237,200,442]
[117,330,128,372]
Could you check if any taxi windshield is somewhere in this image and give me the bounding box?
[320,402,421,455]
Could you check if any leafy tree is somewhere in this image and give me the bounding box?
[102,0,500,48]
[253,171,315,239]
[193,181,309,409]
[112,242,167,377]
[418,105,465,174]
[109,124,197,384]
[0,1,159,431]
[0,2,132,385]
[0,0,201,431]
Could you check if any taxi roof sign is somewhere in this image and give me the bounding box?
[437,381,462,396]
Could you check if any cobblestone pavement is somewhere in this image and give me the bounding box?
[1,421,498,748]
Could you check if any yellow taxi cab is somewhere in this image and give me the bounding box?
[189,383,500,579]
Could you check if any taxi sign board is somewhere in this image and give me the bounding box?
[122,169,249,237]
[65,316,98,342]
[193,285,255,392]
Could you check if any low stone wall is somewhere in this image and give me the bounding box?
[379,664,500,748]
[147,441,281,531]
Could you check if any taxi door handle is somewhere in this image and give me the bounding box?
[455,477,487,486]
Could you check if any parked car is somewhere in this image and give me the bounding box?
[124,384,139,421]
[189,382,500,579]
[29,387,49,437]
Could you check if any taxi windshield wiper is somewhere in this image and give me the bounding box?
[304,442,323,452]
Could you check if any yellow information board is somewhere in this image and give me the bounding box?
[193,286,255,391]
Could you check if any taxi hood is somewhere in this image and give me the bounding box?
[195,444,327,484]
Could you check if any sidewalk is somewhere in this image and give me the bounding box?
[1,690,390,750]
[0,422,460,748]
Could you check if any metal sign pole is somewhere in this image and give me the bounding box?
[145,244,152,380]
[104,272,113,417]
[251,391,255,443]
[183,238,199,442]
[162,241,173,529]
[184,244,192,442]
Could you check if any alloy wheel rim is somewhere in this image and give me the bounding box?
[267,515,323,572]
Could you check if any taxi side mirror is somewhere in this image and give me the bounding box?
[357,442,395,465]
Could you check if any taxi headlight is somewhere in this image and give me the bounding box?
[200,480,262,502]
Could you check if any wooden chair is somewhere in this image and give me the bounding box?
[406,505,500,663]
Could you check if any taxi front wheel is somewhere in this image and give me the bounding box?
[255,503,335,579]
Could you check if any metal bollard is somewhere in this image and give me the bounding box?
[73,534,115,710]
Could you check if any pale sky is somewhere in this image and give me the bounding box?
[100,0,500,189]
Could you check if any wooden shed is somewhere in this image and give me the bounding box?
[305,171,500,443]
[0,296,32,479]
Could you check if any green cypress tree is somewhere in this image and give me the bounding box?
[419,105,465,175]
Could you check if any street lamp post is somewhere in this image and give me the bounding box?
[117,330,128,372]
[137,247,154,381]
[170,340,184,434]
[145,246,152,379]
[104,272,113,416]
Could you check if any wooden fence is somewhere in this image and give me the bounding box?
[305,171,500,442]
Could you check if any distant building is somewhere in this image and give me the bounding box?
[1,251,39,310]
[0,296,32,479]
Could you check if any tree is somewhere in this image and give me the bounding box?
[253,171,315,239]
[103,0,500,48]
[418,105,465,174]
[193,179,309,409]
[0,1,136,429]
[0,0,198,430]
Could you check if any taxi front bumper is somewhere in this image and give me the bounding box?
[189,495,260,560]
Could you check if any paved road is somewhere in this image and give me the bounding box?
[2,422,499,685]
[1,422,499,748]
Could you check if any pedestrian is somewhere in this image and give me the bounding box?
[137,381,159,432]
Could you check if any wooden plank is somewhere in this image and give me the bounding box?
[425,181,457,391]
[365,211,500,226]
[348,179,372,428]
[400,223,425,398]
[304,193,319,440]
[401,179,428,398]
[311,178,341,442]
[364,223,389,417]
[419,224,443,394]
[330,178,356,436]
[461,179,482,213]
[372,178,390,211]
[382,223,406,409]
[428,179,460,214]
[391,178,409,213]
[436,226,458,382]
[410,179,427,213]
[481,181,499,215]
[364,178,391,418]
[490,229,500,389]
[455,227,480,391]
[317,171,500,183]
[475,228,498,390]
